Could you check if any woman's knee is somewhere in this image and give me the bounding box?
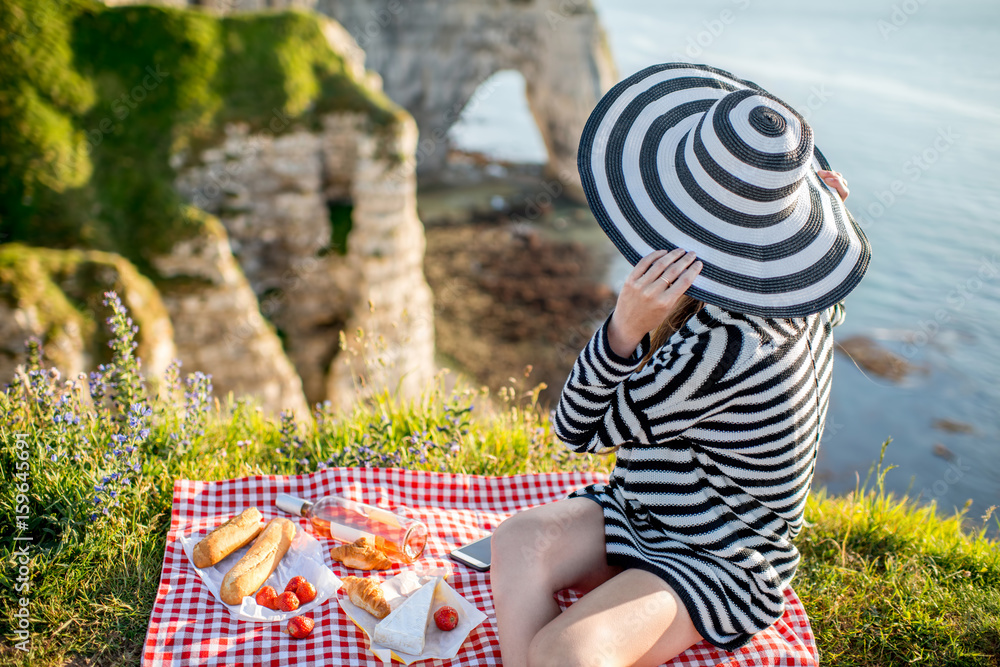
[491,507,550,574]
[492,499,598,573]
[527,622,609,667]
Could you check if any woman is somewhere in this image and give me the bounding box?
[491,64,869,666]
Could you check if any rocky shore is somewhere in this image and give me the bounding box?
[420,156,616,405]
[419,153,928,409]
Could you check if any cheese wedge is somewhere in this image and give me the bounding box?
[373,577,439,655]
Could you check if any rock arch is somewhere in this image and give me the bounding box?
[315,0,618,199]
[448,69,548,163]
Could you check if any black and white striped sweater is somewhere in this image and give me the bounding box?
[554,302,843,650]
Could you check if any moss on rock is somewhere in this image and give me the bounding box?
[0,0,404,277]
[0,245,91,373]
[0,243,172,374]
[0,0,99,241]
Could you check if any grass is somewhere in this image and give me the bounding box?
[0,294,998,667]
[797,447,1000,665]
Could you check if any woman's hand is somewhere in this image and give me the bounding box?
[607,249,702,358]
[817,169,849,201]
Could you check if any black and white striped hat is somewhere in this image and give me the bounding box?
[578,63,871,317]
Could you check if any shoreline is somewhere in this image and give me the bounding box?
[420,156,616,405]
[418,153,994,538]
[419,152,925,401]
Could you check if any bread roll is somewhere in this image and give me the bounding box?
[192,508,264,568]
[220,517,296,605]
[330,536,393,570]
[342,576,391,619]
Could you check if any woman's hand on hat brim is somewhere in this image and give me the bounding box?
[607,249,702,358]
[817,170,849,201]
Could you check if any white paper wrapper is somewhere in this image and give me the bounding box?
[338,571,487,666]
[180,523,342,622]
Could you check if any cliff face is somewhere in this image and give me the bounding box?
[173,113,434,410]
[151,211,310,415]
[0,1,435,414]
[315,0,618,197]
[95,0,618,199]
[0,245,176,386]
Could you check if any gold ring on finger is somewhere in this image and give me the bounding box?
[659,276,671,288]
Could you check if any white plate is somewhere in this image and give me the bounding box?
[180,522,342,622]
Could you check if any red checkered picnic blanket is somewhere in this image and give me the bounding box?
[143,468,818,666]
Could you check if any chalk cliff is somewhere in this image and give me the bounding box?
[173,113,435,410]
[316,0,617,197]
[0,245,176,387]
[99,0,618,199]
[1,1,435,414]
[150,211,311,415]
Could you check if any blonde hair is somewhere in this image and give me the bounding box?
[597,294,704,455]
[638,295,704,370]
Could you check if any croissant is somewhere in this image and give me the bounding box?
[330,536,393,570]
[342,575,391,619]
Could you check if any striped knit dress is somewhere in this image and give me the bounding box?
[554,301,844,651]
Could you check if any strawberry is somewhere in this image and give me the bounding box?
[287,615,315,639]
[434,605,459,631]
[278,591,300,612]
[296,580,318,604]
[285,576,308,593]
[255,585,279,610]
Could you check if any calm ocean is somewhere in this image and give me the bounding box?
[449,0,1000,522]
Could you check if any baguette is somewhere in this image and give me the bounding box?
[341,576,391,619]
[220,517,296,605]
[192,507,264,568]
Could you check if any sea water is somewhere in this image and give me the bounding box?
[449,0,1000,525]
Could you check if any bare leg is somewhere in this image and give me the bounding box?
[527,568,703,667]
[491,498,622,667]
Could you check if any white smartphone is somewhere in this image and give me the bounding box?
[448,534,492,572]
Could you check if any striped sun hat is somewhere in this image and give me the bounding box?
[578,63,871,317]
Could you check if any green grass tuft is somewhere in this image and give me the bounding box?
[797,443,1000,665]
